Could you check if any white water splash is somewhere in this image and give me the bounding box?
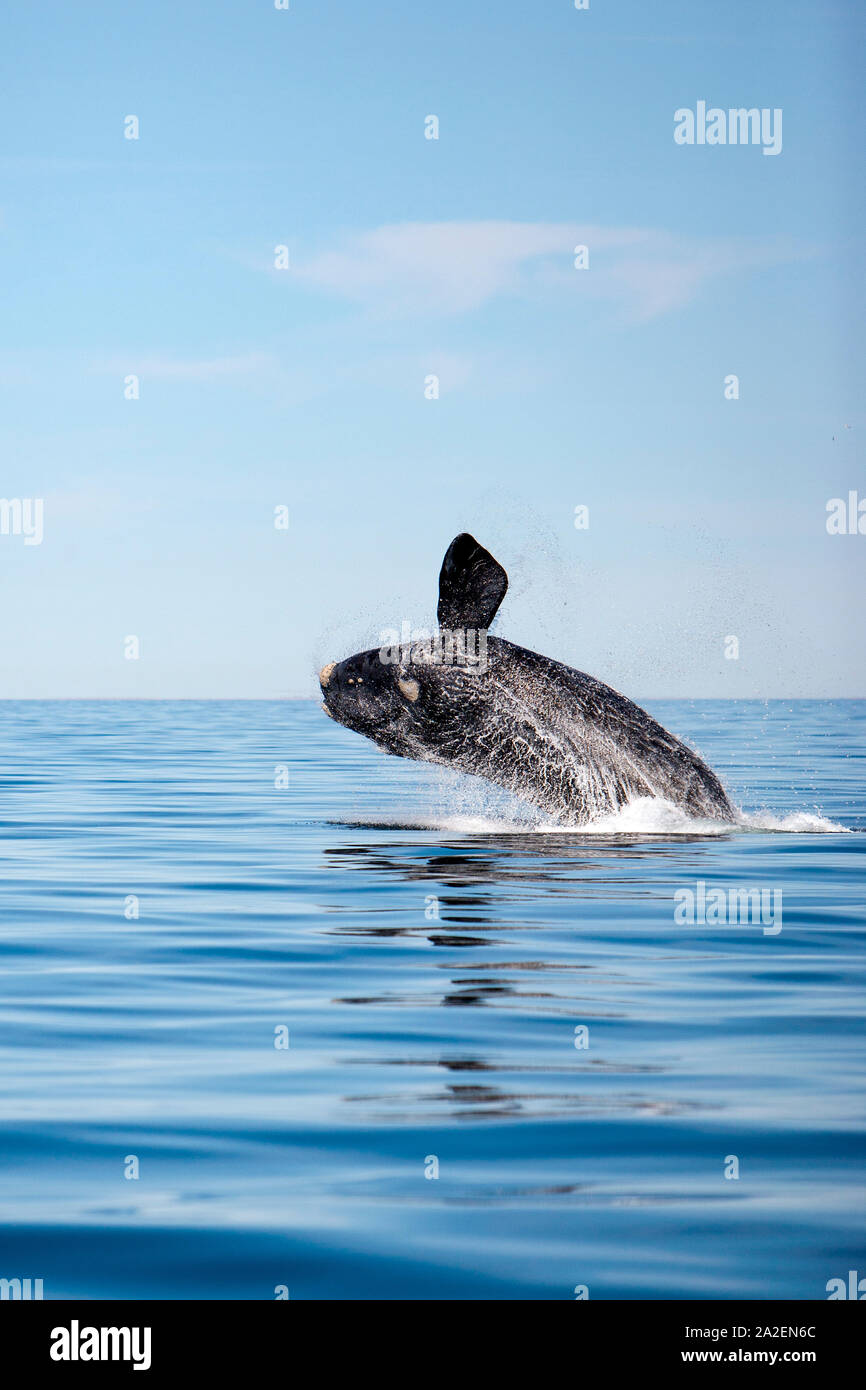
[736,808,848,834]
[371,771,849,836]
[411,800,847,836]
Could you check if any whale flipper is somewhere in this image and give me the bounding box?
[437,533,508,630]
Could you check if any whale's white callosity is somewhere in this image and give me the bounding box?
[319,533,735,826]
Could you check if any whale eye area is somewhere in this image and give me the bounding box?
[397,675,420,703]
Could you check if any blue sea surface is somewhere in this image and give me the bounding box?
[0,698,863,1300]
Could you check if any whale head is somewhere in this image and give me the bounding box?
[318,534,507,759]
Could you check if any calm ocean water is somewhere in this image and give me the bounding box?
[0,698,863,1300]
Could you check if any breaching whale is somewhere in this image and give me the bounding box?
[319,533,735,825]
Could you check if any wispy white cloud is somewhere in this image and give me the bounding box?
[293,221,582,314]
[283,220,810,322]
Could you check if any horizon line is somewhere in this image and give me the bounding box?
[0,696,863,704]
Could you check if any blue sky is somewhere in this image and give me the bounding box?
[0,0,862,697]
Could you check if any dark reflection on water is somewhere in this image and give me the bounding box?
[0,699,864,1298]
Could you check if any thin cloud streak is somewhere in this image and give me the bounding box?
[284,220,813,322]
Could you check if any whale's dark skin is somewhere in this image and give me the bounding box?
[319,533,735,826]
